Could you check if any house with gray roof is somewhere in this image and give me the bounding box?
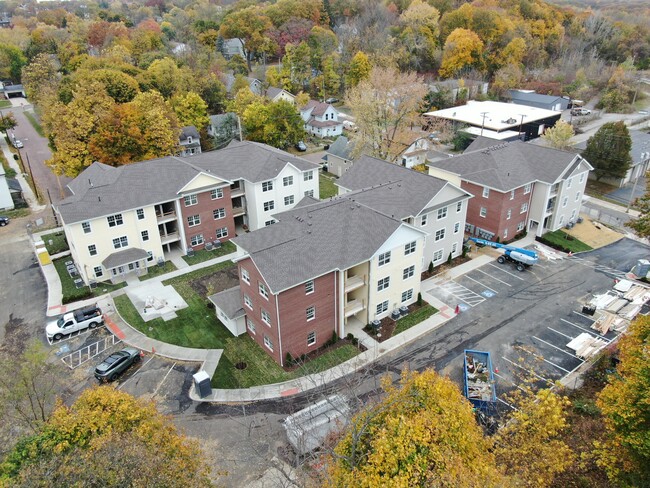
[222,73,263,96]
[55,141,320,284]
[178,126,201,157]
[507,90,569,112]
[336,155,472,271]
[428,138,593,240]
[324,136,355,177]
[300,100,343,138]
[229,194,427,365]
[265,86,295,105]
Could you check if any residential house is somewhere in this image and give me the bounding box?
[336,155,472,271]
[424,100,561,142]
[208,113,239,144]
[178,126,202,157]
[221,38,245,60]
[324,136,354,177]
[427,138,593,241]
[55,141,319,284]
[220,195,427,365]
[265,86,295,105]
[0,163,14,210]
[507,90,570,112]
[222,73,263,96]
[300,100,343,138]
[573,129,650,188]
[397,136,434,169]
[0,81,25,99]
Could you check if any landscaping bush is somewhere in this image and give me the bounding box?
[346,333,354,341]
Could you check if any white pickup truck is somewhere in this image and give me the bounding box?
[46,305,104,341]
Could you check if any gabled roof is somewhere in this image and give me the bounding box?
[180,126,200,141]
[266,86,294,99]
[327,136,354,160]
[429,140,592,192]
[301,100,333,117]
[102,248,148,269]
[208,286,245,320]
[233,197,420,293]
[336,155,466,218]
[508,90,565,104]
[464,136,503,153]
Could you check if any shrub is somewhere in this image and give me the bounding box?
[447,252,452,264]
[351,337,359,346]
[285,352,294,366]
[428,261,434,273]
[346,332,354,340]
[417,292,423,306]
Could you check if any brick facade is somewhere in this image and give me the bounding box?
[179,186,235,249]
[238,258,338,365]
[463,181,532,241]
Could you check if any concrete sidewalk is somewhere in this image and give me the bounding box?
[0,134,45,212]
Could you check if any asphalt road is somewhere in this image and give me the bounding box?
[4,104,72,203]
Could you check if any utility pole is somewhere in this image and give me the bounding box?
[480,112,489,136]
[518,114,527,141]
[237,115,243,141]
[21,150,39,200]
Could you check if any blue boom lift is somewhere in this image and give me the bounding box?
[467,237,539,272]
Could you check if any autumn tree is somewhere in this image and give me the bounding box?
[170,91,209,131]
[0,386,214,487]
[345,51,372,88]
[21,53,61,107]
[0,44,27,82]
[219,6,275,73]
[242,99,304,149]
[541,120,575,150]
[581,121,632,181]
[439,28,484,78]
[346,66,428,161]
[74,68,140,103]
[398,0,441,71]
[595,316,650,485]
[139,57,194,99]
[324,369,506,486]
[0,112,17,133]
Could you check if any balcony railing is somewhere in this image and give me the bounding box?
[160,231,180,245]
[345,274,366,293]
[156,210,176,223]
[232,205,247,216]
[230,185,244,197]
[344,299,365,318]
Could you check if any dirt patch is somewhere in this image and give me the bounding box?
[363,303,424,343]
[188,265,239,296]
[563,216,624,249]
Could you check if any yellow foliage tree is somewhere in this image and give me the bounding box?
[439,28,484,78]
[541,120,574,150]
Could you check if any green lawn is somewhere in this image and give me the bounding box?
[53,258,126,304]
[24,111,45,137]
[540,230,593,253]
[138,261,177,281]
[394,305,438,335]
[0,100,11,109]
[319,173,338,199]
[41,231,69,255]
[113,261,237,349]
[182,241,236,266]
[213,336,360,389]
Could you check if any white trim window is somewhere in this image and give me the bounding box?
[283,176,293,186]
[579,173,585,183]
[136,208,145,220]
[304,190,314,197]
[263,335,273,351]
[575,192,581,202]
[307,331,316,346]
[434,228,446,241]
[377,276,390,291]
[517,222,525,231]
[263,201,275,211]
[147,251,154,262]
[520,202,528,213]
[187,214,201,227]
[190,234,204,246]
[262,180,273,192]
[421,214,428,226]
[305,280,314,294]
[482,186,490,198]
[265,220,275,226]
[244,294,253,309]
[141,230,149,241]
[507,209,512,220]
[306,306,315,321]
[94,266,103,278]
[241,268,250,284]
[571,209,577,220]
[510,190,515,200]
[567,178,572,189]
[378,251,391,266]
[216,227,228,238]
[403,265,415,280]
[211,188,223,199]
[376,300,389,315]
[107,213,123,227]
[261,309,271,325]
[454,222,460,234]
[304,171,314,181]
[184,194,198,206]
[247,318,256,334]
[503,229,508,239]
[284,195,295,206]
[559,215,565,226]
[88,244,97,256]
[524,183,532,194]
[452,242,458,255]
[401,288,413,303]
[433,249,444,262]
[213,208,226,219]
[480,207,487,218]
[259,282,269,299]
[562,197,568,208]
[437,206,448,219]
[404,241,416,255]
[456,201,462,212]
[82,221,91,234]
[113,236,128,249]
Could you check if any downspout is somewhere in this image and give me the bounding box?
[275,293,283,366]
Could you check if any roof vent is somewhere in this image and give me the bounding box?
[98,196,101,202]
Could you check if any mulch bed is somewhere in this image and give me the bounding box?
[363,303,421,343]
[188,265,240,296]
[421,255,472,281]
[283,338,366,372]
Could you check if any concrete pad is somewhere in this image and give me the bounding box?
[126,282,188,322]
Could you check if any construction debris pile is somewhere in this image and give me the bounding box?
[465,353,493,402]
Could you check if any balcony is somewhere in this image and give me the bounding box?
[549,183,560,196]
[345,274,366,293]
[232,204,247,217]
[160,231,180,245]
[156,210,177,223]
[230,184,244,198]
[344,299,365,318]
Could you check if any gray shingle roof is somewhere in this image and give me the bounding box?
[336,155,458,218]
[429,140,586,192]
[180,125,200,141]
[233,197,408,293]
[327,136,354,160]
[102,248,148,269]
[508,90,564,104]
[208,286,245,319]
[573,129,650,167]
[301,100,331,117]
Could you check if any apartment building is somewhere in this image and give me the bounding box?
[55,141,319,284]
[427,138,593,241]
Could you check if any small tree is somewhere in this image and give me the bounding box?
[581,121,632,181]
[625,177,650,238]
[542,120,574,150]
[0,112,17,133]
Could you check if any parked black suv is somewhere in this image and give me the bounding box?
[0,216,9,226]
[94,347,141,382]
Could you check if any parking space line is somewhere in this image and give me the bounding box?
[533,335,580,360]
[494,372,526,392]
[476,268,512,287]
[560,318,611,342]
[117,355,155,390]
[152,362,177,398]
[486,263,526,281]
[501,356,552,384]
[547,327,573,340]
[572,310,597,321]
[438,281,485,306]
[498,397,517,410]
[464,275,498,294]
